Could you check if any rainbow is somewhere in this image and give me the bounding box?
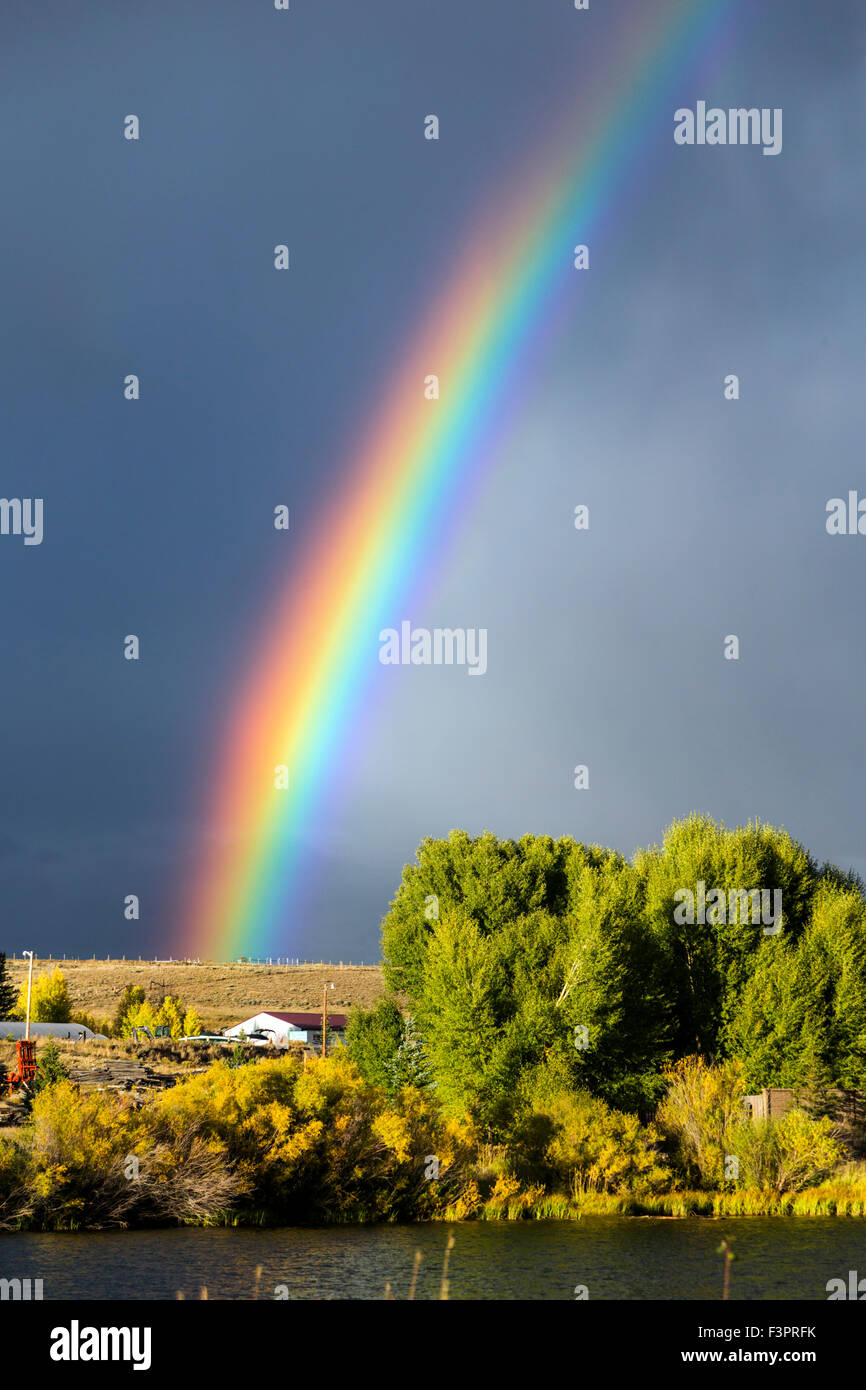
[181,0,735,960]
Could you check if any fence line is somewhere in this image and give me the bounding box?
[10,954,372,968]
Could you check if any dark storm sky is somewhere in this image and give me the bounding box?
[0,0,864,962]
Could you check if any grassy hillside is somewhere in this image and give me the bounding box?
[3,957,386,1031]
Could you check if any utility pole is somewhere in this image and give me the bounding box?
[22,950,34,1042]
[321,981,334,1057]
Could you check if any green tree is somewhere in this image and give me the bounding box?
[637,814,817,1058]
[382,830,607,998]
[156,995,185,1039]
[383,835,673,1121]
[726,882,866,1092]
[182,1007,204,1038]
[113,984,146,1037]
[32,1039,70,1094]
[345,997,404,1089]
[378,819,866,1127]
[17,967,72,1023]
[122,999,157,1037]
[386,1013,431,1092]
[415,908,514,1129]
[557,861,671,1110]
[0,953,16,1019]
[723,939,807,1089]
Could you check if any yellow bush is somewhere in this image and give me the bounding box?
[446,1180,482,1220]
[657,1056,747,1187]
[515,1089,671,1195]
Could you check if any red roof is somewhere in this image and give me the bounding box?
[263,1011,348,1029]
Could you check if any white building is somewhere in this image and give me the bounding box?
[223,1010,348,1049]
[0,1020,108,1042]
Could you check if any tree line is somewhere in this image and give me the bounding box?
[348,814,866,1127]
[0,959,202,1041]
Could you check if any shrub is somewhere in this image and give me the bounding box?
[32,1040,69,1094]
[658,1056,844,1194]
[729,1108,842,1193]
[148,1052,477,1223]
[513,1088,670,1195]
[656,1056,747,1187]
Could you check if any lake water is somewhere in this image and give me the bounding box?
[2,1218,865,1300]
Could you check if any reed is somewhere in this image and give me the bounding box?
[466,1180,866,1220]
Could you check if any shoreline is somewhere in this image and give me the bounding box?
[4,1199,866,1234]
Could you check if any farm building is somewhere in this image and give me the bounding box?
[742,1088,795,1121]
[223,1011,348,1049]
[743,1087,865,1134]
[0,1020,108,1042]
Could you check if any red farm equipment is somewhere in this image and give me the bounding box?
[7,1039,37,1095]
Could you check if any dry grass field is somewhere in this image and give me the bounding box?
[4,957,386,1032]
